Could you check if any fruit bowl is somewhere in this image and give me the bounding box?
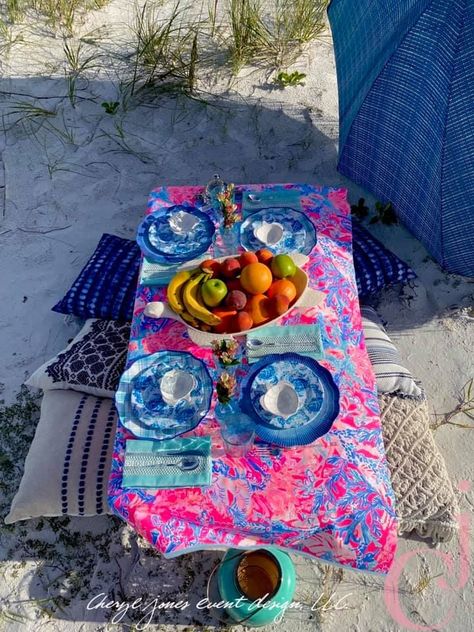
[144,252,324,347]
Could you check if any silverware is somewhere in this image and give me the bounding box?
[126,456,200,472]
[247,194,279,203]
[246,338,318,349]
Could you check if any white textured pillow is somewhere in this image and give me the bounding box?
[5,391,117,523]
[25,319,130,398]
[361,306,423,398]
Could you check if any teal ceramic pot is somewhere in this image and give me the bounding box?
[217,547,296,627]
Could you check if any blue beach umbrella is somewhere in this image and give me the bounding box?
[328,0,474,276]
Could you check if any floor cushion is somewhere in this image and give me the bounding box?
[352,221,416,299]
[361,305,423,398]
[379,393,459,543]
[5,391,117,523]
[52,233,140,321]
[25,319,130,399]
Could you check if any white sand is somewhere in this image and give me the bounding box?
[0,2,473,630]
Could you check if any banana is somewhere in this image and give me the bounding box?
[182,273,222,327]
[181,310,201,329]
[166,268,199,315]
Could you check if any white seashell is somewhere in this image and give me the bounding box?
[253,221,284,246]
[168,211,199,235]
[260,381,300,419]
[159,369,196,406]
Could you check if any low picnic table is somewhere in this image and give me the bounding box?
[108,183,398,574]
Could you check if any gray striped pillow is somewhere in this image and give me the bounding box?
[361,306,423,399]
[5,391,116,523]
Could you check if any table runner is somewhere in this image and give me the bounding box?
[108,183,398,574]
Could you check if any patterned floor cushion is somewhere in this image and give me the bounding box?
[25,319,130,398]
[52,233,140,321]
[5,391,117,523]
[361,305,423,398]
[352,221,416,299]
[379,393,459,543]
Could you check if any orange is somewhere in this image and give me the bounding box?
[267,279,297,302]
[245,294,272,326]
[240,262,273,295]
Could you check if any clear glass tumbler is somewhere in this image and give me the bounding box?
[221,415,255,457]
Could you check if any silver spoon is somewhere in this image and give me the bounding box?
[246,339,276,348]
[165,456,200,471]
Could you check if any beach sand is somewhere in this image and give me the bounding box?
[0,3,473,630]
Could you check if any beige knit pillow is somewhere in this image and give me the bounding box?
[379,394,459,543]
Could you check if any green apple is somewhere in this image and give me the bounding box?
[201,278,228,307]
[271,254,296,278]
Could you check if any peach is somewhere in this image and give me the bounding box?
[231,311,253,332]
[212,308,237,334]
[225,290,247,311]
[245,294,272,326]
[267,279,297,302]
[256,248,274,265]
[239,251,259,268]
[200,258,221,277]
[268,293,290,317]
[221,257,241,279]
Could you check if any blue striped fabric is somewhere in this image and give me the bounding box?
[329,0,474,277]
[52,233,140,321]
[352,221,416,298]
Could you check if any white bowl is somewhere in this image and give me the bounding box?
[260,381,300,419]
[253,221,284,246]
[159,369,196,406]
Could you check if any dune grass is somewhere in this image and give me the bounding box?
[3,0,110,31]
[127,1,205,101]
[225,0,329,71]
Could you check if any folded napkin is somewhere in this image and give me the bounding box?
[246,324,324,363]
[140,254,211,286]
[123,437,212,488]
[242,188,302,217]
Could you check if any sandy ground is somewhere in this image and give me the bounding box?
[0,2,473,631]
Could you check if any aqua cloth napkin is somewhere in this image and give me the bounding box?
[246,324,324,363]
[241,188,302,217]
[123,437,212,488]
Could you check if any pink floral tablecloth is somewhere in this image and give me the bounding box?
[108,183,398,573]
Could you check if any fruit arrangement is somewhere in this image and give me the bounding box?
[166,249,302,334]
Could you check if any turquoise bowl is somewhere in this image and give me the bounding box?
[217,547,296,627]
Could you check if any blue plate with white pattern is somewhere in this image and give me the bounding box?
[137,205,215,264]
[240,207,317,255]
[116,351,213,440]
[241,353,339,446]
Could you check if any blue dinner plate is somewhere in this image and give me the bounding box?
[241,353,339,447]
[137,205,215,264]
[240,207,317,255]
[116,351,213,440]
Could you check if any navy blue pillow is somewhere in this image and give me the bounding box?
[352,221,416,299]
[52,234,140,321]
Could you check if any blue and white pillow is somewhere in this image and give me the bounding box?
[5,390,117,522]
[52,233,140,321]
[352,221,416,299]
[361,306,423,399]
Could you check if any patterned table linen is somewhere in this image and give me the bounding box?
[108,183,398,573]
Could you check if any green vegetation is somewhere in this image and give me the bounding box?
[432,378,474,430]
[273,70,306,87]
[3,0,110,31]
[225,0,329,71]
